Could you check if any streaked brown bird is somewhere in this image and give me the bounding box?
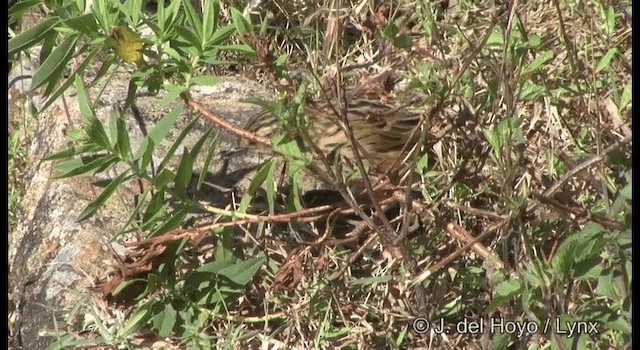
[239,97,438,176]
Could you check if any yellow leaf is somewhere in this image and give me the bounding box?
[110,25,144,65]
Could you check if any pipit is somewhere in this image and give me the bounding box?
[239,97,436,175]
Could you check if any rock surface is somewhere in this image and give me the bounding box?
[8,62,279,349]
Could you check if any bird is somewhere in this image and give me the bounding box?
[238,97,436,176]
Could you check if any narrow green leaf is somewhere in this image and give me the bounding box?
[44,144,102,161]
[9,17,60,54]
[123,77,140,111]
[604,5,615,37]
[30,35,79,93]
[156,113,194,173]
[77,170,132,222]
[37,48,100,114]
[63,14,100,38]
[87,54,116,88]
[150,208,188,237]
[196,132,219,190]
[596,48,618,73]
[108,112,119,148]
[352,275,392,285]
[212,43,256,55]
[174,148,193,197]
[230,7,252,35]
[182,0,203,42]
[238,159,276,212]
[142,191,168,225]
[202,0,221,43]
[207,24,236,46]
[122,301,152,336]
[135,138,155,174]
[158,84,185,108]
[116,116,132,161]
[265,158,277,215]
[53,154,119,179]
[522,50,554,76]
[118,0,143,25]
[190,126,215,160]
[73,75,110,148]
[175,25,202,51]
[44,334,86,350]
[9,0,43,25]
[111,190,150,241]
[141,102,184,168]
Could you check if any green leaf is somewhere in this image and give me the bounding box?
[174,148,194,197]
[63,14,100,38]
[219,256,266,285]
[111,189,150,240]
[620,82,631,111]
[597,274,619,300]
[620,183,633,200]
[53,154,119,179]
[238,159,276,212]
[494,279,522,297]
[150,208,188,236]
[191,75,223,86]
[202,0,221,43]
[393,34,412,50]
[604,5,615,37]
[156,114,196,173]
[155,169,176,190]
[30,35,79,94]
[92,0,118,33]
[44,144,103,161]
[265,158,277,215]
[231,7,253,35]
[207,24,236,46]
[596,48,618,73]
[122,301,152,336]
[114,116,132,161]
[486,28,504,47]
[9,0,43,26]
[134,138,155,174]
[158,84,185,108]
[196,131,219,190]
[73,75,110,148]
[36,48,100,114]
[352,275,392,285]
[143,102,184,161]
[9,17,60,55]
[273,134,310,163]
[44,334,86,350]
[196,256,266,286]
[154,303,177,337]
[175,25,202,51]
[118,0,144,26]
[142,191,167,224]
[182,0,203,43]
[87,54,116,88]
[77,170,132,222]
[522,50,554,76]
[190,127,215,161]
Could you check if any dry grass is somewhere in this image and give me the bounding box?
[12,0,629,349]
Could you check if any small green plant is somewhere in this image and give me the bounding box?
[9,0,631,349]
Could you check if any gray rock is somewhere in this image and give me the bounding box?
[8,60,281,348]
